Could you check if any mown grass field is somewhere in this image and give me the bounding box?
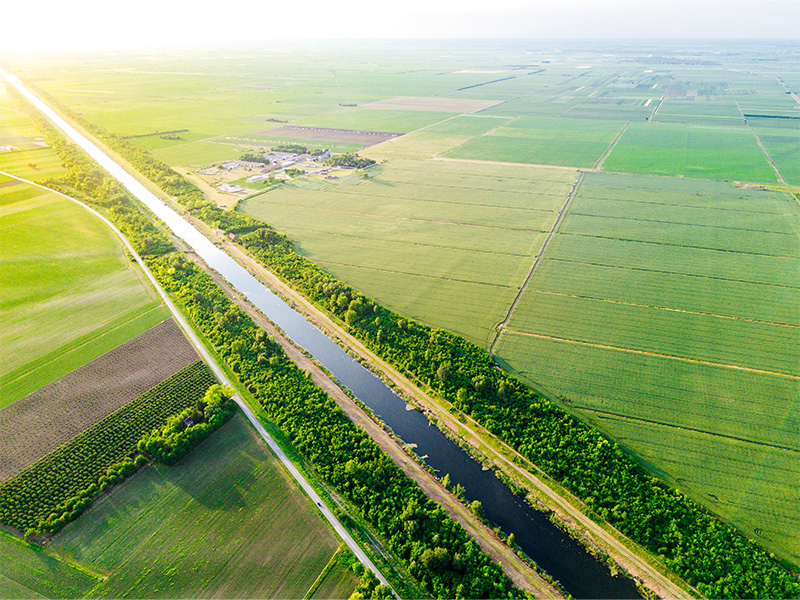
[496,172,800,563]
[50,414,347,599]
[241,158,577,346]
[0,181,168,405]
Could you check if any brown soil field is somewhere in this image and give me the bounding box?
[258,126,401,145]
[0,319,199,482]
[362,96,503,113]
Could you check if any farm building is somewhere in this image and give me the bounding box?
[218,183,244,193]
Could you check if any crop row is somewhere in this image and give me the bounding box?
[0,361,216,534]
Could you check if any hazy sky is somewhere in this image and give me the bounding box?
[2,0,798,52]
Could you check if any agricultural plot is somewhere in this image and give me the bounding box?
[496,171,800,562]
[0,531,99,599]
[0,182,168,404]
[365,114,509,159]
[601,121,779,182]
[0,362,217,533]
[445,116,626,167]
[51,415,347,599]
[241,158,577,346]
[749,124,800,185]
[290,107,453,134]
[0,319,199,482]
[258,125,401,145]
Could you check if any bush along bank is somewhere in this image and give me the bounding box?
[146,254,520,600]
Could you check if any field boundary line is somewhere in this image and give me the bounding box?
[288,226,534,258]
[568,210,796,236]
[573,194,791,216]
[534,290,799,328]
[502,329,799,380]
[560,231,800,260]
[594,121,629,171]
[318,259,517,288]
[734,100,787,185]
[490,172,584,355]
[549,257,800,291]
[266,202,549,232]
[432,155,580,172]
[572,406,800,454]
[0,168,396,594]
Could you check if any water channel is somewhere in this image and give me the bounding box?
[10,74,642,599]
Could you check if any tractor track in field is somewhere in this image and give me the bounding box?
[490,172,584,355]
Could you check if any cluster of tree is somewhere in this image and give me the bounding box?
[273,143,308,154]
[239,152,271,164]
[138,385,236,465]
[0,362,216,537]
[234,227,800,600]
[324,153,376,169]
[350,567,394,600]
[146,254,521,599]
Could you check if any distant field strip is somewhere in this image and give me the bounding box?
[570,406,800,454]
[536,290,799,328]
[496,171,800,561]
[242,158,576,346]
[362,96,502,113]
[0,319,199,482]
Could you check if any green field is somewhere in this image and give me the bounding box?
[602,121,779,182]
[0,181,168,405]
[49,414,351,599]
[365,115,510,159]
[749,124,800,185]
[0,531,100,599]
[241,158,577,346]
[496,172,800,563]
[446,116,626,168]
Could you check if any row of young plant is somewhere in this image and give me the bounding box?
[13,91,520,598]
[146,254,520,600]
[0,363,220,537]
[28,93,796,597]
[232,229,799,600]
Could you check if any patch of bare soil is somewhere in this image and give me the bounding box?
[0,319,199,482]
